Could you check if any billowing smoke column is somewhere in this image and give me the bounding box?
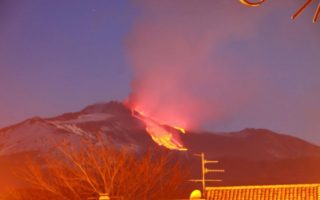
[125,0,320,143]
[125,0,265,131]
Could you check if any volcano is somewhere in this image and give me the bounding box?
[1,101,320,194]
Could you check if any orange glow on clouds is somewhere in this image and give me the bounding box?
[133,107,188,132]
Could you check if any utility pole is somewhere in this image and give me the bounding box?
[190,152,225,199]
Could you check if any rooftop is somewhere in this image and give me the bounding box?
[206,184,320,200]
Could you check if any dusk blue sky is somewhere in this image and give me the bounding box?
[0,0,135,125]
[1,1,320,143]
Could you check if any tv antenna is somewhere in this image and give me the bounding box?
[189,152,225,198]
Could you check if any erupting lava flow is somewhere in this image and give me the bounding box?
[131,110,187,151]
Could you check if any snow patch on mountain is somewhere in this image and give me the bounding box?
[0,118,72,155]
[53,113,113,124]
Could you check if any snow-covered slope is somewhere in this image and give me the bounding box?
[0,102,152,156]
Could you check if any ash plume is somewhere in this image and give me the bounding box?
[125,0,320,143]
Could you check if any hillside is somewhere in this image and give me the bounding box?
[1,101,320,193]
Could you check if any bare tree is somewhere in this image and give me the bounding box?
[11,138,188,200]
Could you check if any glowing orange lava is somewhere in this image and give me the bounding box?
[132,109,187,151]
[173,126,186,134]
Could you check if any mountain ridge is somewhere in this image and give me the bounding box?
[1,101,320,192]
[1,101,319,160]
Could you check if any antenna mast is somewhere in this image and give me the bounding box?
[190,152,225,198]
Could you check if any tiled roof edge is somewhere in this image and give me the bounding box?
[206,184,320,190]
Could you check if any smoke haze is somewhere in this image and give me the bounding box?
[125,0,320,143]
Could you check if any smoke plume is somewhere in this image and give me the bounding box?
[125,0,320,143]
